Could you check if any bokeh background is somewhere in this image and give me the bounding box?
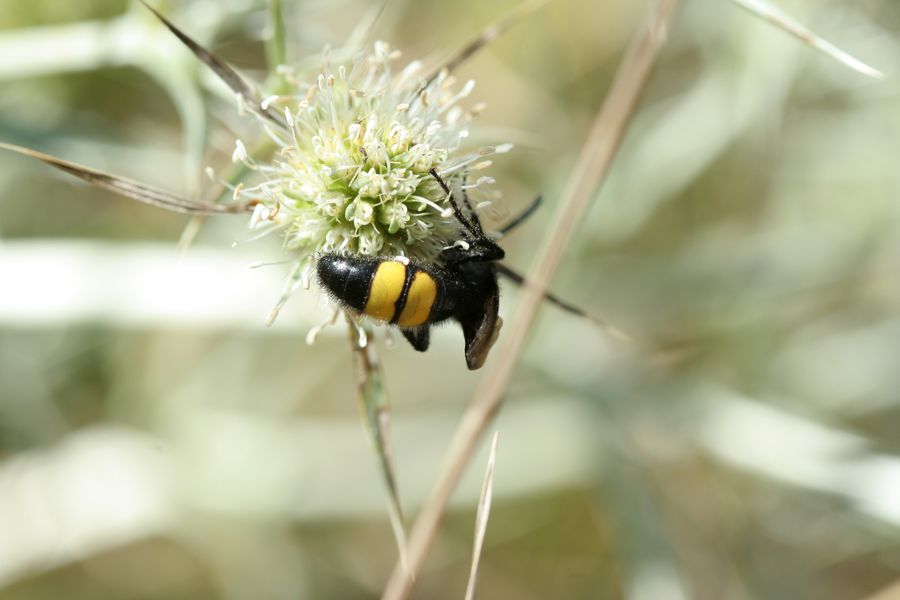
[2,0,900,598]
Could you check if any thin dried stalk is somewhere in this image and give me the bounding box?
[415,0,547,99]
[380,1,682,598]
[732,0,884,79]
[463,431,500,600]
[0,142,249,215]
[139,1,285,125]
[178,137,278,253]
[347,320,408,573]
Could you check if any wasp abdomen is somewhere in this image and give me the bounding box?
[317,254,451,327]
[395,269,438,326]
[315,254,374,313]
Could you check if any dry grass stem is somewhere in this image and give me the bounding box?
[731,0,884,79]
[416,0,548,97]
[463,431,500,600]
[0,142,249,215]
[381,1,682,598]
[138,0,285,124]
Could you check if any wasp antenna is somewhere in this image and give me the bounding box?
[429,168,480,237]
[429,167,451,195]
[138,0,285,129]
[0,142,251,216]
[459,174,487,235]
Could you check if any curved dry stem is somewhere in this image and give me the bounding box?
[0,142,250,215]
[413,0,547,100]
[463,430,500,600]
[139,0,285,126]
[381,1,683,598]
[731,0,884,79]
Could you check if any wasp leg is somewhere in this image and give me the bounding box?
[497,195,542,237]
[401,326,431,352]
[495,263,630,341]
[495,262,595,322]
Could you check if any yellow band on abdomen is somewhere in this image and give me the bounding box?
[363,261,406,322]
[397,271,438,327]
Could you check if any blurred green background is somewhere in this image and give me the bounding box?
[2,0,900,598]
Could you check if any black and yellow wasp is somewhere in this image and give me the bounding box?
[317,169,593,370]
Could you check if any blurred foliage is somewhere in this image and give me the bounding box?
[2,0,900,599]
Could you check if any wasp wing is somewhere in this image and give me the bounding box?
[460,280,502,370]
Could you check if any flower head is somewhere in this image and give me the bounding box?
[231,42,510,287]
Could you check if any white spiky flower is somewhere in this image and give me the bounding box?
[226,42,510,319]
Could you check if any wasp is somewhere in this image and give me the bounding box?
[317,169,594,370]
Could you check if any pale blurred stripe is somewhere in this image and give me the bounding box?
[698,389,900,526]
[0,427,172,586]
[1,383,898,587]
[0,240,318,329]
[0,18,136,80]
[0,398,603,586]
[0,2,230,81]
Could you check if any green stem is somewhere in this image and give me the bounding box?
[347,319,408,572]
[265,0,290,94]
